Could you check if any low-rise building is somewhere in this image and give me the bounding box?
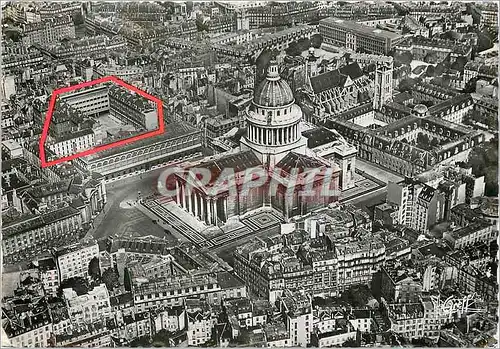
[47,128,96,158]
[443,221,496,249]
[311,319,356,348]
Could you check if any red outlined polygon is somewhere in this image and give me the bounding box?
[38,76,165,168]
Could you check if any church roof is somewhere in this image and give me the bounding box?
[309,62,363,94]
[191,150,262,184]
[276,152,327,175]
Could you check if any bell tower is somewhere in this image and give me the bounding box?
[373,57,394,110]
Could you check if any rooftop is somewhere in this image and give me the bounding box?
[84,122,199,161]
[310,62,364,94]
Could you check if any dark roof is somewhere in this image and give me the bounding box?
[217,272,245,290]
[1,158,27,172]
[339,62,364,80]
[3,206,81,238]
[310,62,363,94]
[310,70,346,94]
[302,127,340,148]
[110,292,133,306]
[276,152,327,175]
[37,257,57,270]
[418,185,435,203]
[417,242,449,258]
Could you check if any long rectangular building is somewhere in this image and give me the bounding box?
[319,17,402,55]
[2,206,83,257]
[74,122,203,179]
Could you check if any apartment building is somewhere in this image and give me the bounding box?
[319,17,402,55]
[55,240,100,282]
[475,3,499,27]
[130,271,246,312]
[36,257,60,297]
[2,206,83,257]
[154,306,186,333]
[2,306,53,348]
[386,177,447,233]
[234,232,385,301]
[108,85,158,130]
[94,63,144,81]
[39,3,82,20]
[334,237,386,292]
[279,290,313,347]
[22,16,75,46]
[395,37,472,63]
[386,302,425,340]
[245,2,320,28]
[186,299,218,346]
[40,35,127,59]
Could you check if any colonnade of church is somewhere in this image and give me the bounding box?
[247,123,300,146]
[174,180,228,226]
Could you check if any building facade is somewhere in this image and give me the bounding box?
[22,16,76,46]
[319,17,402,55]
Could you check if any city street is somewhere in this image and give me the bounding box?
[90,168,169,240]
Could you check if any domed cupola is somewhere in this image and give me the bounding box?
[413,104,429,118]
[241,60,308,167]
[253,61,294,108]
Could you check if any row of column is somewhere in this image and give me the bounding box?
[247,123,300,146]
[175,181,228,225]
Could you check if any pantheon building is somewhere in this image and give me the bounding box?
[170,61,357,225]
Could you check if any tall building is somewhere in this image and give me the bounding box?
[55,240,100,282]
[1,75,16,101]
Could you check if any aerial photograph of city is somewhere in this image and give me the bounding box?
[0,1,498,347]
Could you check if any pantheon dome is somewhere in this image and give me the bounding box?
[253,63,294,107]
[241,60,308,167]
